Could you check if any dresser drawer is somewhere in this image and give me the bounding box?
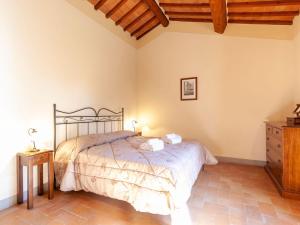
[20,152,51,166]
[31,153,49,165]
[273,138,282,154]
[266,125,272,135]
[267,148,283,167]
[266,135,271,144]
[267,136,282,154]
[272,127,282,140]
[266,153,282,184]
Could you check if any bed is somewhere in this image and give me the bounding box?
[53,105,217,218]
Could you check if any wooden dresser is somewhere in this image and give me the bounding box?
[265,122,300,199]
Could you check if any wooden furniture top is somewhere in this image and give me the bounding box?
[17,149,53,157]
[17,150,54,166]
[265,121,300,128]
[17,149,53,155]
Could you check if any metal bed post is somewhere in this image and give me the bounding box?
[53,104,56,154]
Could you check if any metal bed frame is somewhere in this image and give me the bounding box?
[53,104,124,153]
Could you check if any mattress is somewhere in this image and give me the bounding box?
[54,131,217,215]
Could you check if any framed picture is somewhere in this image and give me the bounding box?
[180,77,198,101]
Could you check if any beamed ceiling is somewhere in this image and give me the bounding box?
[89,0,300,40]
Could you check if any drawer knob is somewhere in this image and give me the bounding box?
[267,149,270,152]
[276,131,279,134]
[278,159,281,163]
[277,144,281,148]
[267,137,270,141]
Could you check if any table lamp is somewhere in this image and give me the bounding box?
[27,128,39,152]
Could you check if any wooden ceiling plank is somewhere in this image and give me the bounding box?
[228,11,299,17]
[131,16,156,36]
[115,1,144,26]
[159,3,211,8]
[106,0,129,18]
[209,0,227,34]
[170,18,213,23]
[137,21,160,40]
[91,0,297,40]
[94,0,108,10]
[142,0,169,27]
[228,19,293,25]
[228,1,300,8]
[124,9,151,31]
[166,11,211,17]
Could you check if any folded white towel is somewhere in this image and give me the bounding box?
[140,138,164,151]
[166,133,177,139]
[147,138,161,145]
[163,134,182,144]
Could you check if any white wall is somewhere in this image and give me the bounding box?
[294,35,300,103]
[293,19,300,103]
[0,0,137,201]
[137,32,295,161]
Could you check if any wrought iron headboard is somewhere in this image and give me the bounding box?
[53,104,124,153]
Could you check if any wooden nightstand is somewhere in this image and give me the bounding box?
[16,150,54,209]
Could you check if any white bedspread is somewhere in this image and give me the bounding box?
[54,131,217,215]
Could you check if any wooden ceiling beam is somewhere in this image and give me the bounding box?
[228,19,293,25]
[165,11,211,17]
[94,0,108,10]
[137,21,160,40]
[142,0,169,27]
[115,1,144,25]
[209,0,227,34]
[131,16,157,36]
[106,0,129,18]
[228,11,299,17]
[170,18,213,23]
[124,9,151,31]
[159,3,210,8]
[228,1,300,8]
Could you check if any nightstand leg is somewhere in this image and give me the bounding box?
[48,153,54,200]
[17,156,23,204]
[27,161,33,209]
[38,164,44,195]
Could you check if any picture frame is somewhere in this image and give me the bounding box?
[180,77,198,101]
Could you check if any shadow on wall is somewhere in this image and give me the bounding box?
[266,101,295,121]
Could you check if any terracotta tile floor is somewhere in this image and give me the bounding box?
[1,163,300,225]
